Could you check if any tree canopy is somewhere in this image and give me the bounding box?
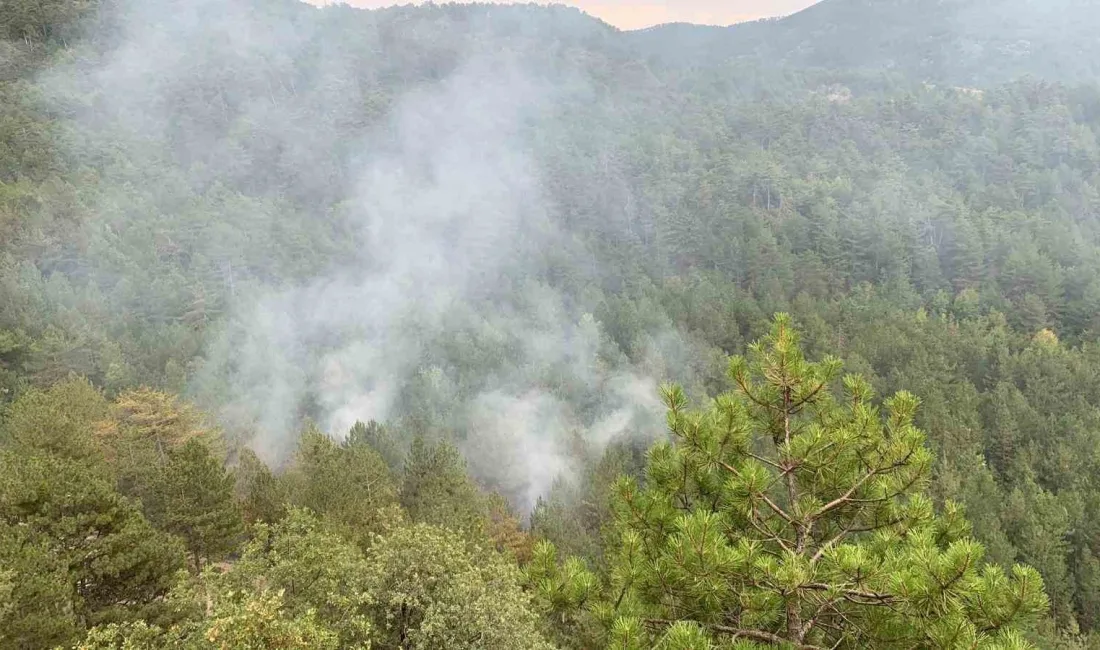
[597,316,1049,648]
[3,0,1100,646]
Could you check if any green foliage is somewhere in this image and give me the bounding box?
[103,388,223,506]
[145,439,244,572]
[400,436,487,536]
[0,376,111,461]
[77,591,341,650]
[0,522,80,649]
[78,510,370,649]
[527,539,601,648]
[195,509,375,647]
[79,511,553,650]
[363,521,554,649]
[288,424,400,547]
[531,438,648,570]
[594,316,1049,648]
[348,419,406,474]
[0,450,186,633]
[3,0,1100,645]
[186,591,340,650]
[234,447,289,525]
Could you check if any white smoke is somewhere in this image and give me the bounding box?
[43,0,680,510]
[191,56,669,505]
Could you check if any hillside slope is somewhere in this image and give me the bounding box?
[5,0,1100,644]
[630,0,1100,85]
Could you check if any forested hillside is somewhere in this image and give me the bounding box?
[2,0,1100,647]
[631,0,1100,84]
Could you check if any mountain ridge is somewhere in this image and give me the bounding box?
[625,0,1100,85]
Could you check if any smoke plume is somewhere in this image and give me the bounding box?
[43,0,684,510]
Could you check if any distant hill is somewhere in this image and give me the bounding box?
[627,0,1100,85]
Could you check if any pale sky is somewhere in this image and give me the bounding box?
[309,1,819,30]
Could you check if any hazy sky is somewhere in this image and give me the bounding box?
[309,1,820,30]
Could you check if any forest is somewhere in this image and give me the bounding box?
[3,0,1100,647]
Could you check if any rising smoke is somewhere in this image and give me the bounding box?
[44,0,689,511]
[193,59,669,509]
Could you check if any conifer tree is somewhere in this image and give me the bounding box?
[0,522,80,649]
[290,424,399,547]
[103,388,223,503]
[0,450,186,631]
[0,376,111,462]
[486,492,537,563]
[348,418,405,474]
[146,439,244,572]
[235,447,288,525]
[110,388,220,460]
[400,436,487,536]
[553,315,1049,649]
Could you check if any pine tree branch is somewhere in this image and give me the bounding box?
[732,373,777,413]
[933,553,974,595]
[746,452,785,471]
[760,492,798,528]
[747,505,795,554]
[809,519,859,564]
[717,458,798,530]
[809,449,915,522]
[842,516,908,534]
[644,618,827,649]
[791,379,830,411]
[802,583,897,604]
[800,592,844,640]
[976,575,1028,634]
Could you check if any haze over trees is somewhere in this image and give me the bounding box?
[2,0,1100,647]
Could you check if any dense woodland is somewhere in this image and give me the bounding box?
[4,0,1100,647]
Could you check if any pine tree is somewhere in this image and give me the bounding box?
[110,388,219,459]
[486,492,536,563]
[0,376,112,462]
[0,450,186,630]
[235,447,288,525]
[103,388,222,506]
[0,522,80,649]
[290,424,399,547]
[400,436,486,536]
[574,315,1049,649]
[347,419,405,474]
[146,439,244,572]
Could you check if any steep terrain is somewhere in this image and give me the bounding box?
[3,0,1100,646]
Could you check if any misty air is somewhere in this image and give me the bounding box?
[0,0,1097,648]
